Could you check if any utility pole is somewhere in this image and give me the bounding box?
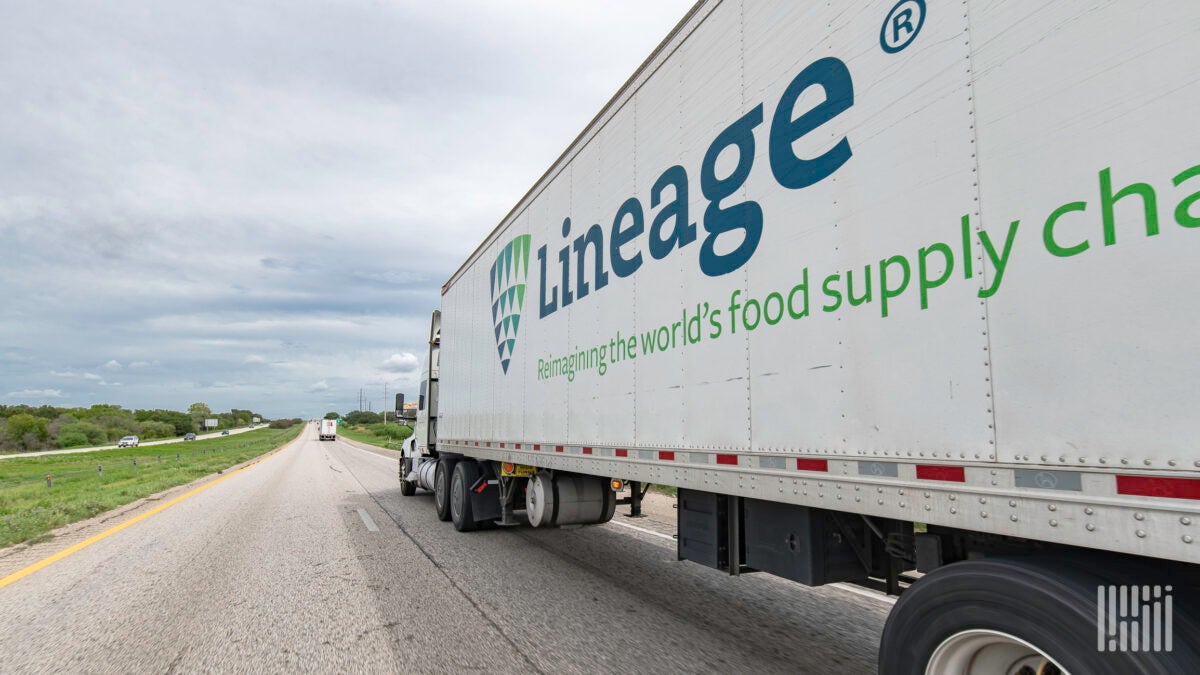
[383,383,388,424]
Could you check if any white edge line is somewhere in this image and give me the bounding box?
[830,583,897,605]
[607,519,895,605]
[338,440,401,463]
[357,508,379,532]
[608,519,674,541]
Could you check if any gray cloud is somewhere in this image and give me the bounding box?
[379,353,420,373]
[0,0,693,418]
[4,389,67,400]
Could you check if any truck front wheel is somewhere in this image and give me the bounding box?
[434,459,456,521]
[399,457,416,497]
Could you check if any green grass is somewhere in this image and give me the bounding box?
[0,426,301,548]
[336,424,409,450]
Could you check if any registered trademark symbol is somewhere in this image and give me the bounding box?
[880,0,926,54]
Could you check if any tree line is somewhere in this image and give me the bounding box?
[0,402,287,452]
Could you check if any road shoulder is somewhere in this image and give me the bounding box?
[0,433,301,579]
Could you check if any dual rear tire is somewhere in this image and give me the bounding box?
[450,461,482,532]
[433,458,493,531]
[434,458,456,521]
[880,553,1200,674]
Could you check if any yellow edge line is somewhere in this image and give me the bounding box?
[0,432,303,590]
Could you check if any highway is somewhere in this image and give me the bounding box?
[0,425,259,460]
[0,425,889,673]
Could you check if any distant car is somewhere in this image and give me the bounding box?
[183,433,196,441]
[221,430,230,436]
[118,435,139,447]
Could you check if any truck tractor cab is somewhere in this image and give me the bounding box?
[399,310,439,496]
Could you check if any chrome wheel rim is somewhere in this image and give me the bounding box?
[927,629,1069,675]
[435,465,446,510]
[450,471,463,522]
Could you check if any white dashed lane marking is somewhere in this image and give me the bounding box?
[357,508,379,532]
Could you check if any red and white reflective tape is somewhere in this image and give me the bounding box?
[438,440,1200,502]
[916,465,966,482]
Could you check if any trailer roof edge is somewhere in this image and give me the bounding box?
[441,0,714,292]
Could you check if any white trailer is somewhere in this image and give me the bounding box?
[319,419,337,442]
[401,1,1200,671]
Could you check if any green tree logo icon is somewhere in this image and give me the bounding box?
[489,234,531,374]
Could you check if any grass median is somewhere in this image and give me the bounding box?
[0,426,302,548]
[335,423,410,451]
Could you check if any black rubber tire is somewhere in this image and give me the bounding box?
[879,553,1200,675]
[399,457,416,497]
[434,459,455,521]
[450,461,480,532]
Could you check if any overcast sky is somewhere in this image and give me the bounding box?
[0,0,694,419]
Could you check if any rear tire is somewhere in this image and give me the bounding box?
[399,457,416,497]
[434,459,455,521]
[879,553,1200,674]
[450,461,481,532]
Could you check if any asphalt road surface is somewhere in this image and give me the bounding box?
[0,425,890,673]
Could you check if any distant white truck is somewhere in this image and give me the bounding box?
[319,419,337,442]
[401,1,1200,671]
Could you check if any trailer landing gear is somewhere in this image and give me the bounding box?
[616,480,649,518]
[496,475,522,527]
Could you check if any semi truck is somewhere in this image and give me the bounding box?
[319,419,337,442]
[400,1,1200,671]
